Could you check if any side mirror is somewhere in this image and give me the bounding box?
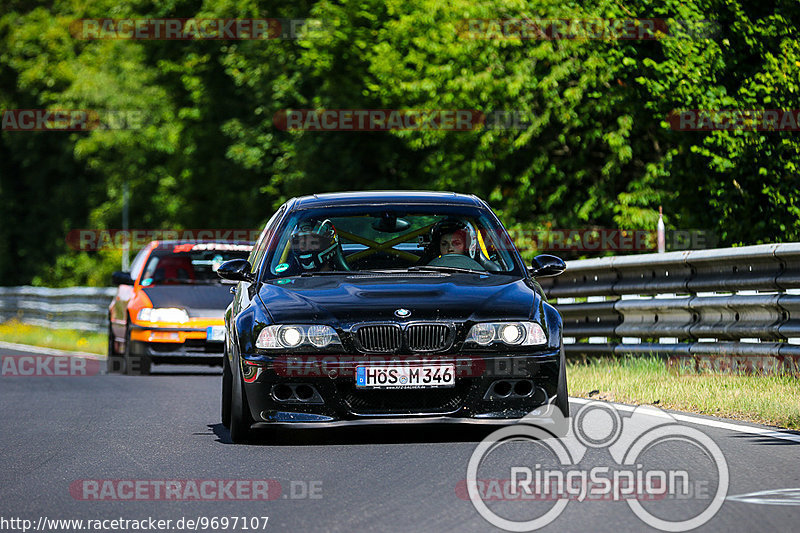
[529,254,566,277]
[111,271,133,285]
[217,259,254,282]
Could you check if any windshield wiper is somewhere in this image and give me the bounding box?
[407,265,486,274]
[297,270,362,277]
[151,278,205,285]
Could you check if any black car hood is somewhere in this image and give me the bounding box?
[257,274,538,325]
[142,284,234,318]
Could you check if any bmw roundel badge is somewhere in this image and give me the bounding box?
[394,308,411,318]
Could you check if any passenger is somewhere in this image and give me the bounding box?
[416,218,478,265]
[439,228,468,256]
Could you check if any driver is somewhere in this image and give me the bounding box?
[289,219,348,272]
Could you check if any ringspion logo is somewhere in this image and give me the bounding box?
[463,402,728,531]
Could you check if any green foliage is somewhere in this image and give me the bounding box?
[1,0,799,286]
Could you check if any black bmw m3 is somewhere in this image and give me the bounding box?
[218,191,568,443]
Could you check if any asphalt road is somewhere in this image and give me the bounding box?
[1,346,798,533]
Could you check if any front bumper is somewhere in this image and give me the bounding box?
[129,325,224,363]
[240,351,562,425]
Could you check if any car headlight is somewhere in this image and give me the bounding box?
[137,307,189,323]
[307,325,336,348]
[465,322,546,346]
[469,323,496,345]
[280,326,304,347]
[256,325,341,349]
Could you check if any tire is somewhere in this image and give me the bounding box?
[124,319,152,376]
[229,354,254,444]
[542,345,570,438]
[556,346,570,419]
[221,350,232,429]
[107,322,124,374]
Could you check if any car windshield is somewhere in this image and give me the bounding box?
[140,243,252,286]
[263,205,523,278]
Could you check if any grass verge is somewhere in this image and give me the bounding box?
[568,356,800,430]
[0,320,106,355]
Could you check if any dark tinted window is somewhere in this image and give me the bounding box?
[140,243,252,286]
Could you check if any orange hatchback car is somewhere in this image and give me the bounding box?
[107,240,252,375]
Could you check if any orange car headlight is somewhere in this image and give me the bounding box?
[137,308,189,323]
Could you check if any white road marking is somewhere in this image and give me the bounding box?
[727,488,800,506]
[569,397,800,444]
[0,340,102,359]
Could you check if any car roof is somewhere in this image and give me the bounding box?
[152,240,254,249]
[291,191,484,209]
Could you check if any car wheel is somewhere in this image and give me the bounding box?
[229,355,254,444]
[124,319,152,376]
[107,322,124,374]
[221,350,232,429]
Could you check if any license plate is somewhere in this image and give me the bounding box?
[355,365,455,389]
[206,326,225,342]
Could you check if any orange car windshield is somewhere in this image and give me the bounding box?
[140,244,251,286]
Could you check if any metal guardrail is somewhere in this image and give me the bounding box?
[1,243,799,373]
[538,243,800,374]
[0,286,115,333]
